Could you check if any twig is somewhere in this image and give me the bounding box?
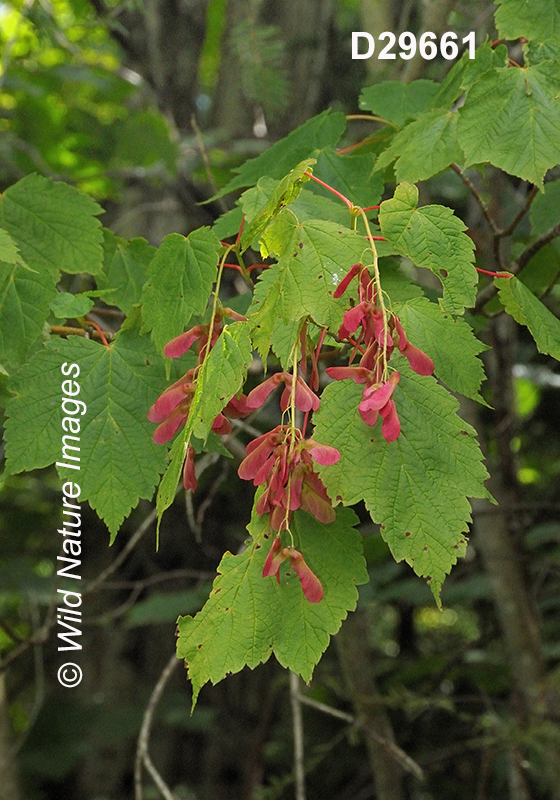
[50,324,115,342]
[0,618,24,644]
[135,652,180,800]
[84,506,158,596]
[499,185,539,238]
[516,221,560,273]
[191,115,229,215]
[540,268,560,301]
[196,462,229,531]
[297,693,424,781]
[11,601,45,755]
[474,220,560,313]
[0,583,58,672]
[290,672,307,800]
[450,164,500,234]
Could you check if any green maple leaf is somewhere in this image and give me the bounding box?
[50,292,94,320]
[458,62,560,189]
[375,109,463,184]
[141,228,220,354]
[176,506,368,705]
[249,212,366,361]
[394,296,488,401]
[0,174,103,277]
[4,329,174,537]
[313,367,490,603]
[100,231,155,315]
[213,110,346,198]
[359,79,439,128]
[494,0,560,43]
[379,183,477,315]
[311,148,383,209]
[0,261,57,374]
[430,42,509,110]
[497,275,560,360]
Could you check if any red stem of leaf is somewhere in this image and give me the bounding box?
[304,173,353,209]
[236,214,246,247]
[476,267,512,278]
[87,320,110,347]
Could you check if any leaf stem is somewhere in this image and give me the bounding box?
[450,163,500,235]
[346,113,398,129]
[360,209,389,380]
[304,172,353,210]
[49,324,114,343]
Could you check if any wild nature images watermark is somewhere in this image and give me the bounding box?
[56,362,85,688]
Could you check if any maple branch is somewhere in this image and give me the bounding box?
[450,164,500,234]
[0,619,24,644]
[49,325,115,343]
[296,694,424,781]
[191,114,229,215]
[84,505,158,596]
[498,185,539,238]
[540,268,560,300]
[516,220,560,273]
[134,652,180,800]
[474,221,560,313]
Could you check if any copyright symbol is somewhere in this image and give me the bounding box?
[57,662,82,688]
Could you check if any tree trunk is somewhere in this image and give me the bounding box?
[336,611,405,800]
[0,673,21,800]
[468,314,560,798]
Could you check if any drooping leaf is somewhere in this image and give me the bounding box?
[496,275,560,360]
[314,368,490,603]
[50,292,94,320]
[494,0,560,44]
[141,228,220,354]
[394,296,487,401]
[379,183,477,315]
[249,212,366,361]
[155,322,252,522]
[0,174,103,277]
[100,230,155,315]
[187,321,252,443]
[359,79,439,128]
[458,62,560,189]
[239,159,314,251]
[375,109,463,183]
[176,505,367,705]
[0,261,57,373]
[156,432,187,524]
[4,329,172,537]
[214,110,346,198]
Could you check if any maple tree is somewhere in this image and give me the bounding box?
[2,3,560,713]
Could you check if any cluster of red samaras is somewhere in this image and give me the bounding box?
[147,308,251,491]
[148,264,434,602]
[326,263,434,441]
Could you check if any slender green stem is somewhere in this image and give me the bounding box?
[360,209,389,381]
